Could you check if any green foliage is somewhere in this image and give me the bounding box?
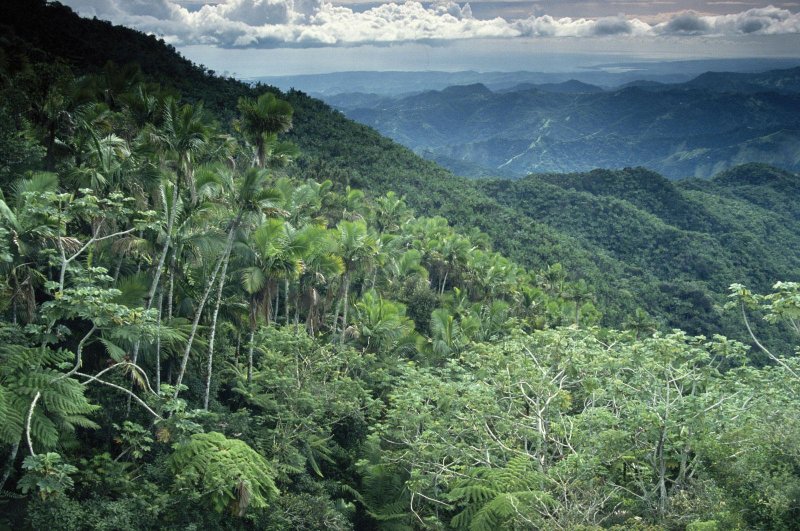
[352,454,414,529]
[1,5,800,530]
[0,340,99,449]
[686,521,720,531]
[232,327,378,481]
[169,431,279,516]
[255,492,353,531]
[449,456,554,531]
[352,290,416,354]
[112,421,154,460]
[18,452,79,500]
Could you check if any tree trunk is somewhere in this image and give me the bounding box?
[173,212,241,399]
[203,248,231,410]
[274,284,280,327]
[284,278,290,326]
[148,182,179,309]
[235,332,241,368]
[331,297,342,337]
[167,249,176,320]
[294,291,301,329]
[155,290,164,395]
[341,271,350,343]
[657,427,668,518]
[130,182,179,370]
[247,328,255,384]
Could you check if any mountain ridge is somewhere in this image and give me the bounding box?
[330,73,800,179]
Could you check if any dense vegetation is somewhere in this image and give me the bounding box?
[5,0,800,348]
[2,2,800,529]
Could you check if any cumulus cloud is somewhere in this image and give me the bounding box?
[61,0,800,47]
[658,12,712,34]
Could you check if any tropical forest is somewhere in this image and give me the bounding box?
[1,2,799,530]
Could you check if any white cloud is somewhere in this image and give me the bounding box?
[61,0,800,47]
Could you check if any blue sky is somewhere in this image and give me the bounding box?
[61,0,800,75]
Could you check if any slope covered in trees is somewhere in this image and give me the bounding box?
[1,2,800,529]
[5,0,800,344]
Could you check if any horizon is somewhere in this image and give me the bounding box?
[58,0,800,77]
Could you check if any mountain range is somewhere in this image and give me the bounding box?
[255,58,800,95]
[326,67,800,179]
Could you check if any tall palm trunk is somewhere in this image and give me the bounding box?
[273,285,280,326]
[203,249,231,409]
[284,278,290,326]
[167,249,176,320]
[247,328,255,384]
[340,271,351,343]
[294,291,301,329]
[149,183,180,310]
[128,183,179,412]
[173,212,242,399]
[155,290,164,394]
[131,182,179,366]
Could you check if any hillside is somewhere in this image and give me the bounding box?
[2,3,800,530]
[331,75,800,179]
[4,1,800,345]
[682,66,800,94]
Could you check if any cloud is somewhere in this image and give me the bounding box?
[658,11,712,34]
[61,0,800,47]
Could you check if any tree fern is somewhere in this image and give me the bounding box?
[0,343,98,449]
[448,456,555,531]
[169,431,278,517]
[353,460,414,529]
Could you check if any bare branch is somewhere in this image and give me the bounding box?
[75,372,162,420]
[26,392,42,456]
[741,302,800,381]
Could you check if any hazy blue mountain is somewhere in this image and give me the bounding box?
[497,80,605,94]
[682,67,800,94]
[329,71,800,179]
[252,58,800,96]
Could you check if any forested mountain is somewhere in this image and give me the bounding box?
[256,58,800,96]
[331,72,800,179]
[681,66,800,94]
[2,2,800,530]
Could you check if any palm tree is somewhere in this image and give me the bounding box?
[335,220,377,342]
[151,98,212,206]
[173,167,277,398]
[282,225,344,336]
[127,100,215,375]
[564,279,594,327]
[436,235,474,295]
[370,191,412,234]
[539,263,566,297]
[0,172,60,324]
[240,219,298,381]
[236,92,294,169]
[352,290,414,354]
[623,308,657,339]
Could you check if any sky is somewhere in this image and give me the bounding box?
[59,0,800,76]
